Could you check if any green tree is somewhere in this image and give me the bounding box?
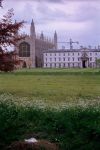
[0,2,25,72]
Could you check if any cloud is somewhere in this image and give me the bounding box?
[1,0,100,47]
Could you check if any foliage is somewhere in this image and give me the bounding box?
[0,8,24,72]
[0,102,100,150]
[0,50,19,72]
[0,9,24,50]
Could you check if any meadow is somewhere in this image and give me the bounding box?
[0,68,100,108]
[0,68,100,150]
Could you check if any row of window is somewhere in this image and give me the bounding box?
[45,52,98,57]
[45,57,97,62]
[45,57,80,62]
[45,63,81,68]
[44,62,95,68]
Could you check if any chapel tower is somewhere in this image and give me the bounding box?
[30,19,36,38]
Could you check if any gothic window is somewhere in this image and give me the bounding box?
[19,42,30,57]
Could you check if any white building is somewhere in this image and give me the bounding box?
[43,48,100,68]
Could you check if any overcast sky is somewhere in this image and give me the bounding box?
[1,0,100,49]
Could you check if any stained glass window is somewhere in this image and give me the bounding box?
[19,42,30,57]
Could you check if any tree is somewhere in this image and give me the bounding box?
[0,8,25,72]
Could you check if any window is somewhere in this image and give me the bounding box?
[73,53,74,56]
[90,57,92,61]
[95,53,97,56]
[68,63,70,67]
[72,57,74,61]
[68,52,70,56]
[78,53,80,56]
[78,58,80,61]
[63,53,65,56]
[63,63,65,67]
[59,57,61,61]
[63,58,65,61]
[46,58,47,62]
[55,58,56,61]
[55,53,56,56]
[50,53,52,56]
[50,58,52,61]
[78,63,80,67]
[50,64,52,68]
[90,53,92,56]
[68,57,70,61]
[19,42,30,57]
[59,63,61,68]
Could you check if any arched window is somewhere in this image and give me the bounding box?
[19,42,30,57]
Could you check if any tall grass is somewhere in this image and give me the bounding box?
[0,102,100,150]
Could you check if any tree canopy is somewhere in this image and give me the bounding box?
[0,1,25,71]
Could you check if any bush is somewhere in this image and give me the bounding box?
[0,102,100,150]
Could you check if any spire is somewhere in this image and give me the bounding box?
[54,31,57,37]
[54,30,57,49]
[30,19,35,38]
[40,31,44,40]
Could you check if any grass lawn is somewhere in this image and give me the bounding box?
[0,68,100,150]
[0,68,100,108]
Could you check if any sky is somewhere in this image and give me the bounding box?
[0,0,100,49]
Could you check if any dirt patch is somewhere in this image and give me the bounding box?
[6,140,59,150]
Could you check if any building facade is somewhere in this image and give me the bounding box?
[43,48,100,68]
[16,19,100,69]
[16,19,57,68]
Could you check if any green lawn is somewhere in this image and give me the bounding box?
[0,69,100,150]
[0,68,100,108]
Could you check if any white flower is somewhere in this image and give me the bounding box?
[25,138,38,143]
